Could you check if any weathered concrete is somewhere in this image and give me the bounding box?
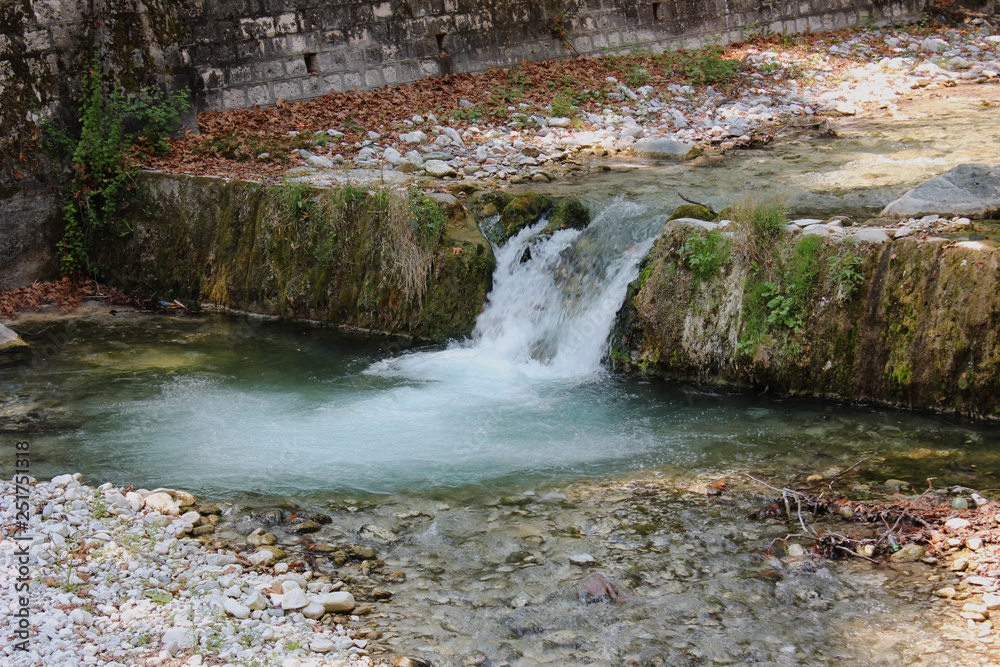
[0,183,62,290]
[613,220,1000,419]
[96,172,495,341]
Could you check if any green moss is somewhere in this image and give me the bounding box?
[546,197,591,232]
[669,204,714,221]
[499,193,552,238]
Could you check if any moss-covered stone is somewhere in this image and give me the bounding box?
[546,197,592,232]
[499,193,552,239]
[668,204,715,222]
[97,172,494,342]
[613,220,1000,420]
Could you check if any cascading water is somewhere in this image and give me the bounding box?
[371,198,663,380]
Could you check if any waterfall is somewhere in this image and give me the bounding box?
[370,198,663,381]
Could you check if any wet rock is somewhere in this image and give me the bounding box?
[292,520,321,533]
[881,164,1000,219]
[569,553,598,567]
[632,137,696,159]
[198,503,222,516]
[351,545,377,560]
[247,528,277,546]
[392,658,431,667]
[669,204,714,222]
[248,545,285,566]
[256,509,286,525]
[0,324,27,351]
[890,544,926,562]
[578,573,625,603]
[884,479,910,492]
[358,523,397,542]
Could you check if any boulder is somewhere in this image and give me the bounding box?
[881,164,1000,219]
[313,591,356,613]
[632,138,697,159]
[0,324,26,352]
[424,160,457,178]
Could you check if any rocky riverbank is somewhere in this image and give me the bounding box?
[145,19,1000,189]
[7,466,1000,666]
[0,475,390,667]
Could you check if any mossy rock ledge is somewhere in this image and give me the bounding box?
[612,219,1000,420]
[473,192,592,245]
[98,172,496,341]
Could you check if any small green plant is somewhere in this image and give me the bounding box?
[626,65,653,87]
[829,249,865,299]
[681,230,730,282]
[91,494,109,519]
[550,91,576,118]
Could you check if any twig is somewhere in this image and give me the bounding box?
[677,192,716,216]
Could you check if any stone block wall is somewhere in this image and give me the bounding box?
[183,0,932,113]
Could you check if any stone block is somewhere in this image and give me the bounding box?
[273,80,303,99]
[222,87,248,109]
[323,73,345,92]
[364,68,384,88]
[247,84,272,106]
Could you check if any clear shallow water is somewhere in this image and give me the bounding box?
[521,85,1000,218]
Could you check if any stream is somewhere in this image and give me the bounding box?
[4,86,1000,665]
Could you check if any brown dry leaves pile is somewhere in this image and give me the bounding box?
[0,278,124,320]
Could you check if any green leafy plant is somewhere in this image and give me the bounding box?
[730,189,789,269]
[829,249,865,299]
[681,230,731,282]
[52,53,189,276]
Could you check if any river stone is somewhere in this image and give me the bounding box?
[0,324,26,351]
[222,597,251,619]
[632,137,696,159]
[145,492,180,515]
[247,528,277,546]
[161,627,197,656]
[570,553,598,567]
[313,591,356,612]
[281,587,310,610]
[578,573,625,603]
[424,160,457,178]
[249,546,286,566]
[945,517,972,531]
[890,544,925,562]
[358,523,398,542]
[292,520,321,533]
[881,164,1000,219]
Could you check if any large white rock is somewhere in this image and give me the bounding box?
[881,164,1000,219]
[0,324,26,351]
[144,492,180,516]
[312,591,356,613]
[281,587,310,610]
[424,159,457,178]
[161,627,197,656]
[222,597,251,619]
[632,137,696,159]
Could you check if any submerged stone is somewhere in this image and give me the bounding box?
[882,164,1000,219]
